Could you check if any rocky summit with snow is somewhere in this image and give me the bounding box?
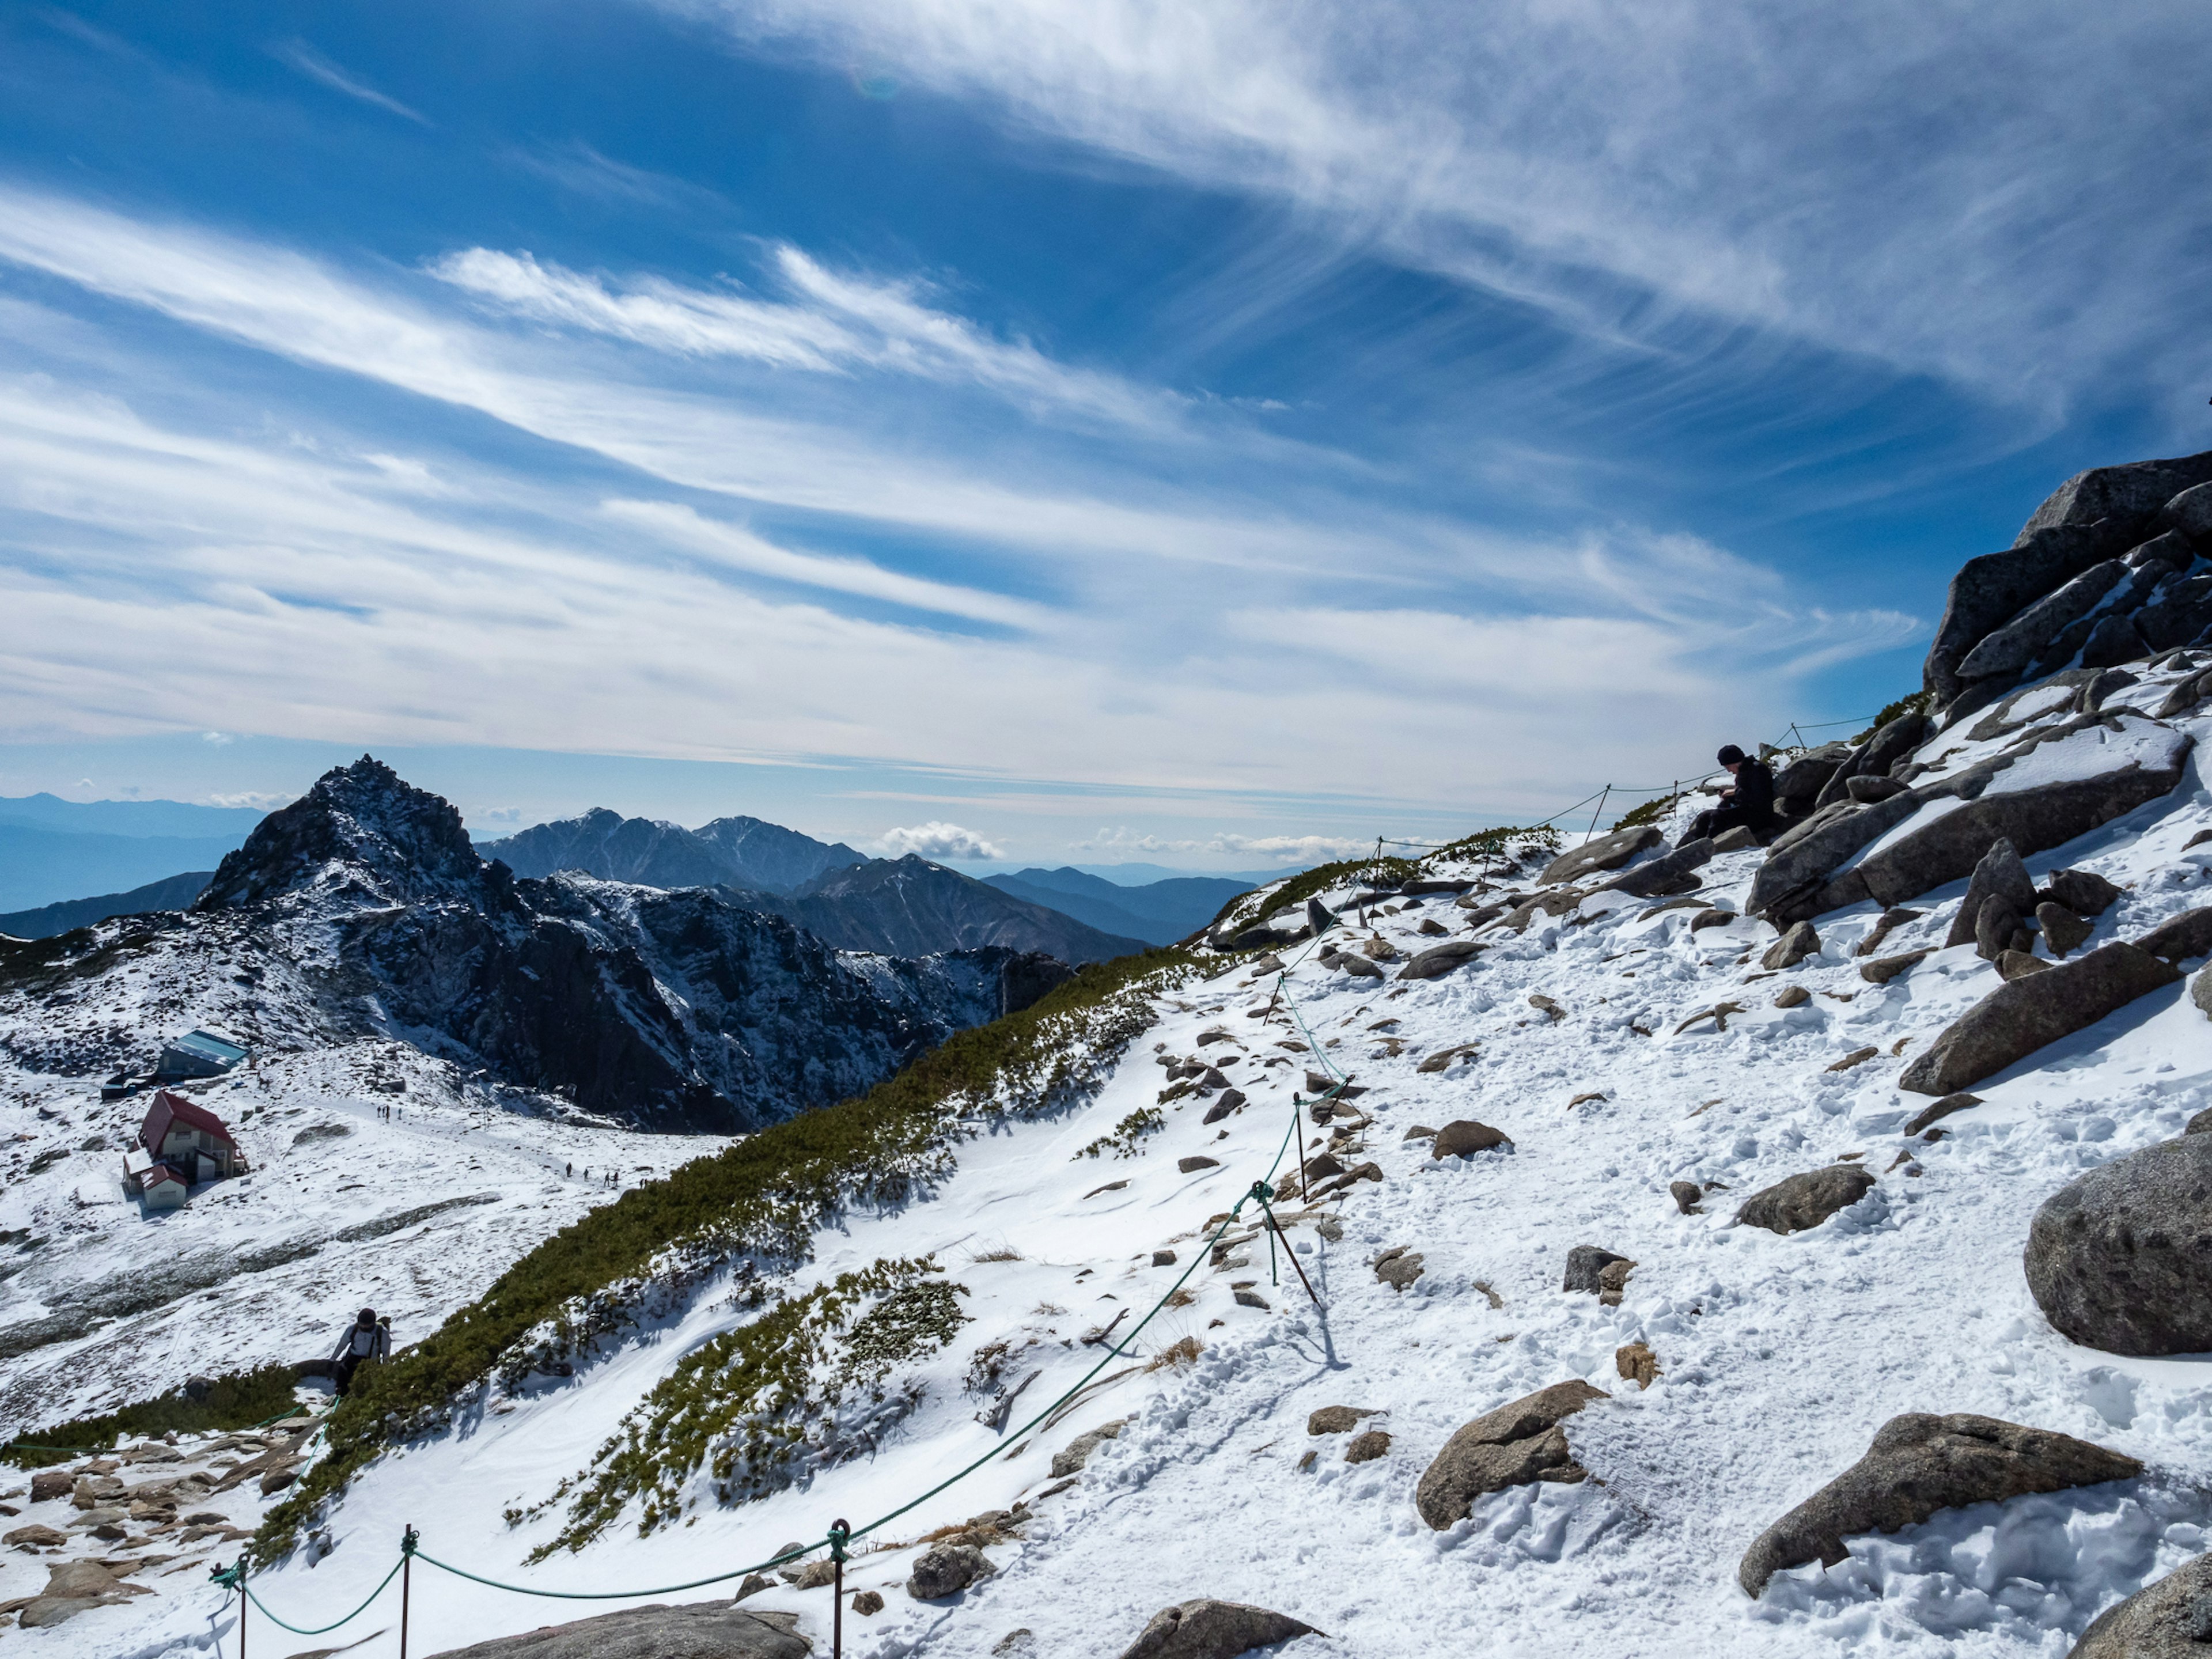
[21,450,2212,1657]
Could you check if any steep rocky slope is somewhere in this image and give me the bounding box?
[480,809,867,895]
[35,453,2212,1659]
[764,854,1150,964]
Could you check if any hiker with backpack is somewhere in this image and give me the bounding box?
[1685,744,1777,844]
[331,1308,391,1395]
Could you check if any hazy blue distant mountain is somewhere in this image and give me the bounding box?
[479,809,864,894]
[983,866,1253,946]
[0,792,266,840]
[0,870,214,939]
[0,823,251,911]
[764,856,1146,964]
[1068,862,1288,887]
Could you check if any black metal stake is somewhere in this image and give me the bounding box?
[829,1519,850,1659]
[400,1524,417,1659]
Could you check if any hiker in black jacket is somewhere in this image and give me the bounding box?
[1686,745,1777,844]
[331,1308,391,1396]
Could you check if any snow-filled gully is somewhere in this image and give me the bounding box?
[41,677,2212,1659]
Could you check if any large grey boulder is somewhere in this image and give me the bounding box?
[1415,1380,1608,1529]
[1739,1413,2142,1598]
[1431,1120,1513,1158]
[1736,1166,1876,1235]
[1539,825,1662,887]
[2025,1134,2212,1355]
[422,1603,809,1659]
[1815,713,1933,809]
[2044,868,2120,916]
[1561,1245,1630,1294]
[1115,1599,1321,1659]
[1051,1421,1124,1476]
[2070,1550,2212,1656]
[1900,941,2180,1095]
[908,1543,996,1600]
[1397,940,1483,981]
[2135,907,2212,964]
[1944,838,2039,949]
[1594,839,1711,899]
[1956,560,2130,684]
[1773,743,1853,814]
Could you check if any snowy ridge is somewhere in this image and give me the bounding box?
[28,647,2212,1657]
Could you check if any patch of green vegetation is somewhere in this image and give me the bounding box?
[256,944,1196,1563]
[1854,690,1933,744]
[1611,794,1685,831]
[1421,825,1562,866]
[1074,1106,1164,1159]
[533,1257,968,1554]
[3,1363,302,1467]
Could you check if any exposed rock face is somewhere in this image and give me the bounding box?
[2136,906,2212,964]
[1415,1380,1608,1528]
[1115,1600,1320,1659]
[1737,1413,2142,1597]
[1736,1166,1876,1234]
[1945,838,2039,949]
[2070,1550,2212,1657]
[187,758,1070,1132]
[1595,839,1712,899]
[420,1602,809,1659]
[479,808,866,895]
[2025,1134,2212,1355]
[1900,942,2180,1096]
[1923,449,2212,710]
[1539,825,1662,886]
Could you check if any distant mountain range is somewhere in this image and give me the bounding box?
[0,870,216,940]
[0,794,263,911]
[479,809,867,894]
[983,866,1253,946]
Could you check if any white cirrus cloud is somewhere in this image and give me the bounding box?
[877,821,1005,861]
[1074,827,1370,862]
[268,40,430,126]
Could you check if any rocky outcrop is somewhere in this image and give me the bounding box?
[1923,449,2212,712]
[421,1601,809,1658]
[1397,940,1483,980]
[1415,1380,1608,1528]
[1738,1413,2141,1597]
[1900,942,2180,1096]
[2025,1134,2212,1355]
[1561,1245,1630,1294]
[908,1543,995,1600]
[2070,1551,2212,1657]
[1736,1166,1876,1234]
[1944,839,2039,949]
[1593,839,1711,899]
[1115,1600,1320,1659]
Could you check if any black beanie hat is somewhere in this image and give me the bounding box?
[1717,745,1747,766]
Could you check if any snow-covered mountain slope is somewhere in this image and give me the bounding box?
[479,809,868,896]
[40,636,2212,1658]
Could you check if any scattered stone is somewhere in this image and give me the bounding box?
[1762,922,1820,970]
[1397,941,1483,980]
[1711,825,1762,853]
[1902,1093,1982,1137]
[2044,868,2122,916]
[791,1559,838,1589]
[1201,1091,1247,1124]
[28,1474,70,1504]
[1402,1124,1438,1140]
[412,1608,805,1659]
[1373,1248,1424,1290]
[1736,1166,1877,1234]
[1414,1380,1609,1528]
[1566,1090,1607,1108]
[2037,902,2094,956]
[1901,941,2181,1094]
[1596,1259,1634,1305]
[1431,1120,1513,1158]
[1177,1156,1221,1174]
[1562,1245,1630,1294]
[1974,895,2030,961]
[851,1590,884,1616]
[1854,906,1925,957]
[1844,775,1908,804]
[1308,1406,1378,1435]
[1050,1422,1123,1477]
[995,1631,1037,1657]
[1339,955,1385,980]
[1303,1070,1336,1094]
[1233,1289,1271,1309]
[1859,948,1934,986]
[1945,838,2041,949]
[259,1469,298,1497]
[2070,1549,2212,1657]
[907,1544,995,1601]
[1669,1180,1704,1215]
[1737,1412,2142,1598]
[1594,838,1713,899]
[1344,1431,1391,1464]
[1615,1341,1660,1389]
[1416,1044,1476,1073]
[2026,1133,2212,1354]
[1690,908,1736,933]
[1540,825,1664,886]
[3,1524,65,1548]
[734,1573,772,1600]
[1416,918,1448,936]
[1825,1046,1881,1073]
[1528,993,1565,1021]
[2137,906,2212,964]
[1996,949,2050,980]
[1773,984,1811,1008]
[1113,1599,1321,1659]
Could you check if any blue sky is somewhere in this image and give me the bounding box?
[1,1,2208,870]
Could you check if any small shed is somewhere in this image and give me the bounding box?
[120,1145,154,1193]
[157,1029,249,1081]
[138,1090,245,1180]
[141,1161,189,1210]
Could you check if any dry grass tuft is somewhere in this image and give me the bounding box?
[1146,1335,1203,1372]
[1164,1287,1199,1310]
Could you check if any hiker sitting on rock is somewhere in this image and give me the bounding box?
[1685,745,1776,845]
[331,1308,391,1396]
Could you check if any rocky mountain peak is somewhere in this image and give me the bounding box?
[195,755,488,912]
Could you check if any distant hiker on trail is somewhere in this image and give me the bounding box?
[1684,745,1776,845]
[331,1308,391,1396]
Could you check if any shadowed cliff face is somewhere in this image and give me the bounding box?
[191,757,1072,1132]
